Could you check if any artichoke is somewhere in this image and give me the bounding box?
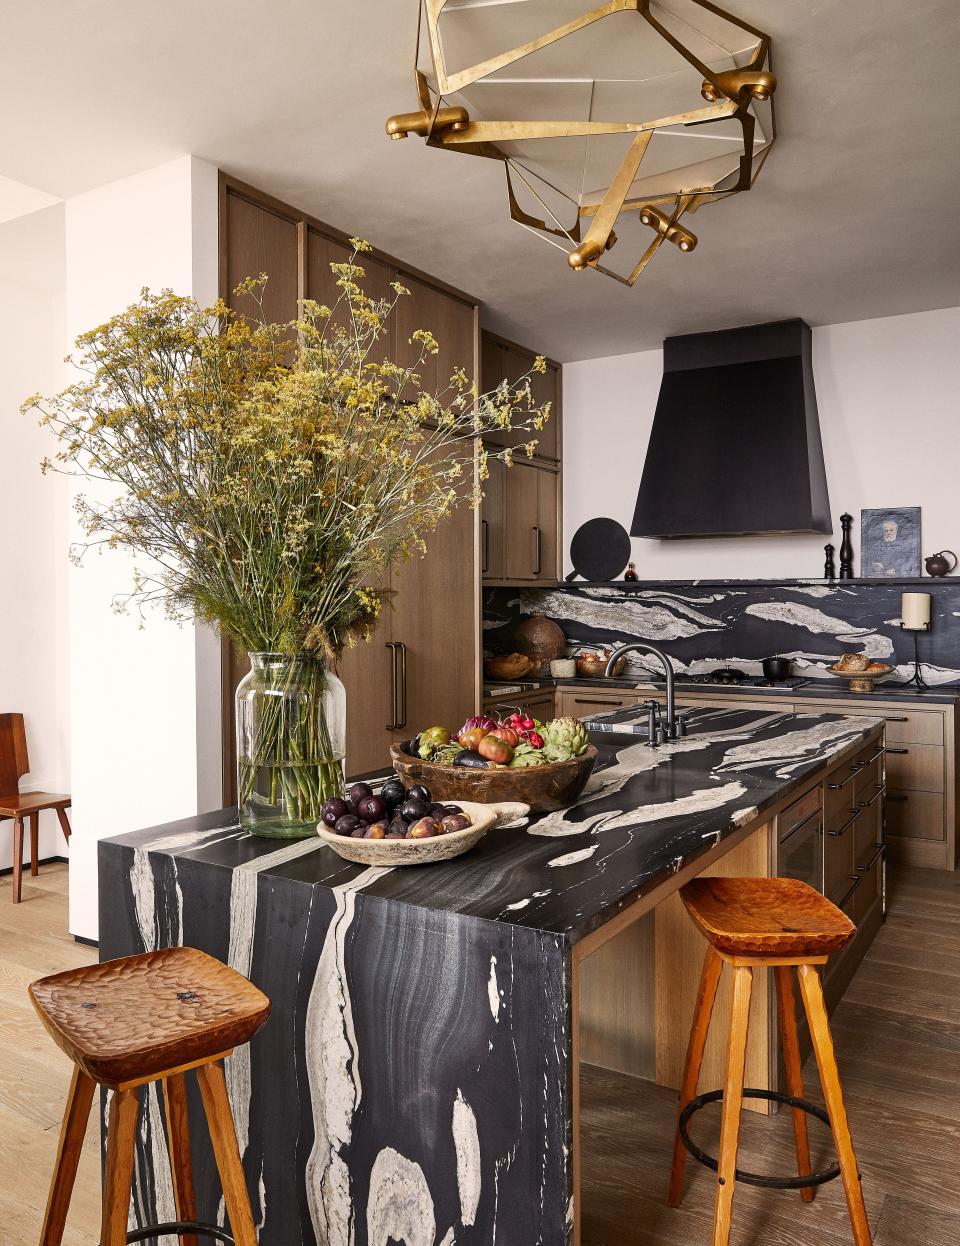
[509,743,547,768]
[541,716,589,762]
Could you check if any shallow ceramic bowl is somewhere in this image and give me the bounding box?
[391,743,599,813]
[827,663,893,694]
[484,653,535,680]
[575,653,625,678]
[316,800,497,866]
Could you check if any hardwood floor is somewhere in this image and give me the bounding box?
[0,864,98,1245]
[582,865,960,1244]
[1,864,957,1245]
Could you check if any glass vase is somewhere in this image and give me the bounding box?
[236,653,346,838]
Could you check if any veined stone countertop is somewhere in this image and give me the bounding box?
[102,706,880,945]
[485,675,960,704]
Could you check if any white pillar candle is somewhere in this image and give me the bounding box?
[901,592,931,629]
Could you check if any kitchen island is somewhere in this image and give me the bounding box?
[98,706,883,1246]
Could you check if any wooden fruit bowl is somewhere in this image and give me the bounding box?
[827,662,893,694]
[390,743,599,813]
[317,801,497,866]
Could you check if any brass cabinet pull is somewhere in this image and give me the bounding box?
[481,519,489,574]
[396,641,408,730]
[385,642,399,730]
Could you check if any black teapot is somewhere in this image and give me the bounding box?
[925,550,957,577]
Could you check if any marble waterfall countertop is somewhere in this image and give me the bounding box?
[98,706,881,1246]
[485,674,960,704]
[103,706,880,946]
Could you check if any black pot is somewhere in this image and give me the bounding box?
[762,656,792,682]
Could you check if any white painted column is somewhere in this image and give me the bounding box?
[65,156,221,940]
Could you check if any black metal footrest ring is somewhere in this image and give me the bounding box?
[123,1222,235,1244]
[679,1088,842,1191]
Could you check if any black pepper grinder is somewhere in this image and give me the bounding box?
[824,543,836,580]
[839,513,854,579]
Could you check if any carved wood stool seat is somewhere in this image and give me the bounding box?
[668,877,872,1246]
[30,947,271,1246]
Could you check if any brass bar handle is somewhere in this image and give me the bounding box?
[397,641,408,730]
[481,519,489,574]
[385,642,399,730]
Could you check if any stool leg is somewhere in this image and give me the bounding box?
[775,966,815,1203]
[101,1088,140,1246]
[797,964,872,1245]
[712,964,753,1246]
[56,806,71,841]
[30,811,40,876]
[669,945,723,1206]
[196,1061,257,1246]
[163,1074,199,1246]
[12,816,24,903]
[40,1065,96,1246]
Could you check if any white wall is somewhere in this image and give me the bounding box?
[65,155,220,940]
[0,205,69,871]
[563,307,960,580]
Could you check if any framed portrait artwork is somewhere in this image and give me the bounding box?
[860,507,921,577]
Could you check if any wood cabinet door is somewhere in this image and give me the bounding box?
[481,456,506,580]
[504,460,541,580]
[305,228,394,350]
[480,336,507,447]
[530,362,560,461]
[389,497,479,747]
[536,466,559,580]
[224,192,299,327]
[393,277,475,402]
[334,600,396,780]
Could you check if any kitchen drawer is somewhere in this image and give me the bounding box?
[557,689,643,718]
[884,743,945,793]
[854,787,883,868]
[800,701,944,746]
[824,763,860,817]
[779,785,822,838]
[485,690,556,720]
[854,846,884,925]
[854,750,884,806]
[824,803,859,902]
[884,788,945,841]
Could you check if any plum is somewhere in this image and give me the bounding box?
[349,782,373,805]
[440,814,471,835]
[406,784,431,803]
[388,816,408,838]
[358,795,386,822]
[380,779,406,808]
[334,814,362,836]
[400,797,431,822]
[321,798,350,828]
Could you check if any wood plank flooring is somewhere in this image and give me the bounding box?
[582,865,960,1244]
[0,865,99,1246]
[1,864,958,1245]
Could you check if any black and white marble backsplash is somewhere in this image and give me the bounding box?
[484,580,960,686]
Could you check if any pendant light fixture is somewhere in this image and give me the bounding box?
[385,0,778,286]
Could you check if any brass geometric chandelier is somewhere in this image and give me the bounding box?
[386,0,777,285]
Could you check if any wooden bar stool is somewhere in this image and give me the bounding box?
[30,946,271,1245]
[668,876,872,1246]
[0,712,72,903]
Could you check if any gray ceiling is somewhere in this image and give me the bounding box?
[4,0,959,361]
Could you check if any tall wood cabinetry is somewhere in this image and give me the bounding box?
[219,174,481,790]
[480,331,562,585]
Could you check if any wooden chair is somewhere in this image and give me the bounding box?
[0,712,71,903]
[30,945,271,1245]
[668,876,872,1246]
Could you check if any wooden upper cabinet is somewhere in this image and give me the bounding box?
[393,276,475,403]
[223,192,299,326]
[530,363,560,461]
[305,228,394,353]
[481,456,507,580]
[480,331,561,462]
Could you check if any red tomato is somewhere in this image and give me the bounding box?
[458,726,488,751]
[488,726,519,748]
[478,735,514,765]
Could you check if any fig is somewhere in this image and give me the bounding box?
[386,831,405,840]
[389,816,408,838]
[407,784,431,803]
[321,798,350,827]
[366,821,388,839]
[400,797,431,822]
[351,828,367,838]
[441,814,471,834]
[349,782,373,805]
[408,817,441,839]
[358,795,386,822]
[479,735,514,765]
[441,804,463,816]
[454,750,490,769]
[380,779,406,809]
[334,814,362,836]
[429,803,449,817]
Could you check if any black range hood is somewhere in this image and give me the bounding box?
[630,318,830,539]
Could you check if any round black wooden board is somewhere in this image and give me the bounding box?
[568,517,631,581]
